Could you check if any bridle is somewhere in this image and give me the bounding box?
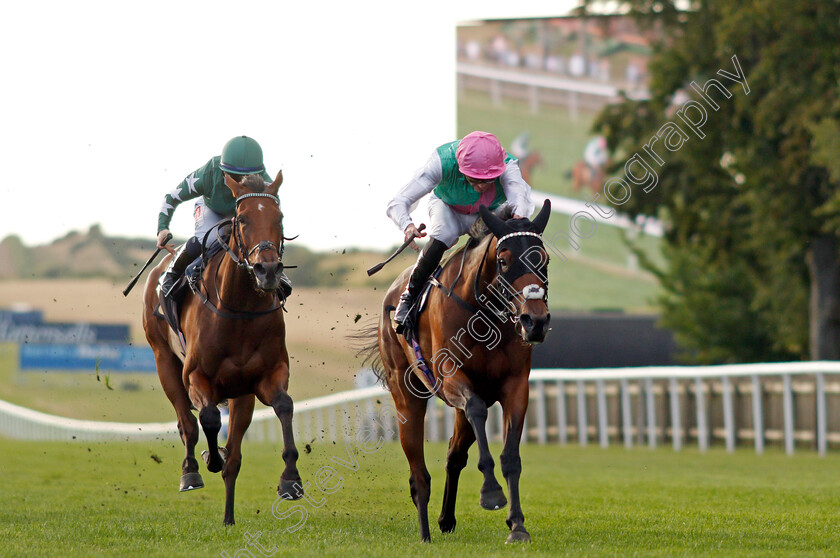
[193,192,296,319]
[224,193,286,276]
[474,230,549,325]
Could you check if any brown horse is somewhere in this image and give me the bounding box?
[142,171,302,526]
[362,201,551,543]
[518,151,542,184]
[571,159,608,194]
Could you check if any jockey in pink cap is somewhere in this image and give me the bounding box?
[386,131,536,333]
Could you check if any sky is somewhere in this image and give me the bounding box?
[0,0,578,252]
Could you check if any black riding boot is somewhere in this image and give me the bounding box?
[393,238,448,334]
[279,272,293,299]
[160,236,202,299]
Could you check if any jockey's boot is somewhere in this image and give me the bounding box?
[160,237,202,300]
[393,238,448,335]
[279,272,293,299]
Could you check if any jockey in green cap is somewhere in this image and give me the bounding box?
[156,135,293,302]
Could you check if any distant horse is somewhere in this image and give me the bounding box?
[142,171,302,526]
[570,159,607,194]
[518,151,542,184]
[359,201,552,543]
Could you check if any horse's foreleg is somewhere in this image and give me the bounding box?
[198,405,224,473]
[154,350,203,491]
[500,381,531,543]
[465,395,507,511]
[270,391,303,499]
[438,408,475,534]
[444,376,506,511]
[221,394,255,526]
[188,372,224,474]
[256,365,303,501]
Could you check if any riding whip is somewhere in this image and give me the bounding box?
[367,224,426,276]
[122,232,173,296]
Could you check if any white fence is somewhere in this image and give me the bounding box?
[2,363,840,455]
[457,61,649,118]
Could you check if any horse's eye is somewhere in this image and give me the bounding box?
[498,258,509,272]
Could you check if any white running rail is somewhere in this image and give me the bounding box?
[2,363,839,455]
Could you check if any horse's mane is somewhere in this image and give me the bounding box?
[467,204,515,240]
[439,205,517,268]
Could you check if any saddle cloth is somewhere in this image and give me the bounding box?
[157,239,227,348]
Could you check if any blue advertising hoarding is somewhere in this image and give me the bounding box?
[19,343,157,372]
[0,309,130,344]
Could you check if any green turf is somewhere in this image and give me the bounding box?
[2,438,839,557]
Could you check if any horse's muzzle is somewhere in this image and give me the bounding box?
[519,312,551,344]
[253,261,282,292]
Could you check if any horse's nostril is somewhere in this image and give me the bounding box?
[520,314,534,330]
[253,263,265,276]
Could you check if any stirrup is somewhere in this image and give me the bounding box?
[160,272,179,299]
[393,296,414,334]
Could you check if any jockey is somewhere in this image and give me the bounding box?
[156,135,293,301]
[387,131,536,333]
[583,135,608,173]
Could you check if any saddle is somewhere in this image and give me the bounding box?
[396,237,487,405]
[156,235,228,347]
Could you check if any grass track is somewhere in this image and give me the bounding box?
[2,439,839,557]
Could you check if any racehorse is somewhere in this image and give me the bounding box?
[570,158,607,194]
[142,171,302,526]
[359,201,551,543]
[518,150,542,184]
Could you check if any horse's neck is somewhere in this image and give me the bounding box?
[213,252,270,311]
[462,236,498,302]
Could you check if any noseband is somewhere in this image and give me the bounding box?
[231,193,284,276]
[192,192,296,319]
[476,230,549,323]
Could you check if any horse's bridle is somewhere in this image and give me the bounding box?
[229,193,285,276]
[475,230,549,324]
[192,193,296,319]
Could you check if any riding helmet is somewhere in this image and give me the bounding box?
[220,136,265,175]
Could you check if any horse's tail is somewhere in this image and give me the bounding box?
[348,319,387,387]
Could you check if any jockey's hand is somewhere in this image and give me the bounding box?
[404,223,426,252]
[157,229,176,255]
[513,214,524,219]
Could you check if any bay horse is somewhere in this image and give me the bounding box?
[570,159,608,194]
[142,171,302,526]
[362,201,551,543]
[518,150,542,184]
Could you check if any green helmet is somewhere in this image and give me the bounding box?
[220,136,265,175]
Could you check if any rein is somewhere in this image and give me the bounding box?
[431,232,548,326]
[428,231,548,326]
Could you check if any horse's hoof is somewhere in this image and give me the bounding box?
[479,487,508,511]
[505,527,531,543]
[438,517,456,534]
[179,472,205,492]
[277,478,303,500]
[201,448,227,473]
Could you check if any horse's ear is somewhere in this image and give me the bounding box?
[531,199,552,234]
[479,205,508,238]
[224,173,244,198]
[267,170,283,197]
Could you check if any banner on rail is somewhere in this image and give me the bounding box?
[0,309,130,344]
[19,343,156,372]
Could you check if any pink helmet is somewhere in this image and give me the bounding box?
[456,131,506,179]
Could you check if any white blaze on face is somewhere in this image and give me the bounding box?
[257,203,265,213]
